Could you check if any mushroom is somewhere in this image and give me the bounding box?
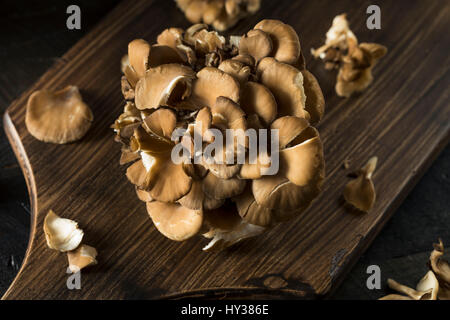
[254,19,301,65]
[113,19,325,250]
[429,239,450,300]
[43,210,84,252]
[191,67,240,108]
[146,201,203,241]
[343,156,377,212]
[384,273,439,300]
[67,244,98,273]
[257,57,307,119]
[25,86,93,144]
[240,81,277,126]
[239,29,273,63]
[135,64,196,110]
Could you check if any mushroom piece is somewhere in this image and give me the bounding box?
[429,239,450,300]
[257,57,307,119]
[240,81,277,126]
[239,29,273,63]
[202,172,246,200]
[385,274,438,300]
[378,294,413,301]
[146,201,203,241]
[301,70,325,125]
[43,210,84,252]
[343,156,377,212]
[335,42,387,97]
[254,19,301,65]
[135,64,196,110]
[218,59,251,84]
[25,86,93,144]
[67,244,98,273]
[191,67,240,108]
[156,28,184,49]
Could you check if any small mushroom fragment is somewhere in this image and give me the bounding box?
[381,272,439,300]
[430,239,450,300]
[343,156,377,212]
[44,210,84,252]
[67,244,98,273]
[26,86,93,144]
[311,13,387,97]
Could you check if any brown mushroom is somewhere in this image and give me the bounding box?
[257,57,307,119]
[147,201,203,241]
[240,81,277,126]
[343,156,377,212]
[218,59,251,84]
[135,64,196,110]
[429,239,450,300]
[25,86,93,144]
[239,29,273,63]
[301,70,325,125]
[67,244,98,273]
[254,19,300,65]
[191,67,240,108]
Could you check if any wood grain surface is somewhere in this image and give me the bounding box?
[2,0,449,299]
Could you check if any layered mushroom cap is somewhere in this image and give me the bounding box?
[113,20,325,250]
[26,86,93,144]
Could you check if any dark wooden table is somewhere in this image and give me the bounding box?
[0,0,448,299]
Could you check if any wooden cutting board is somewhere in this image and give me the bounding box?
[2,0,449,299]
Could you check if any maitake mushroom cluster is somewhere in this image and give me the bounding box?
[114,20,325,251]
[176,0,260,31]
[311,14,387,97]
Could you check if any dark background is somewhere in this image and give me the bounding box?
[0,0,448,299]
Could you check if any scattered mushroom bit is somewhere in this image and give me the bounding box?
[25,86,93,144]
[44,210,97,272]
[311,14,387,97]
[176,0,261,31]
[380,239,450,300]
[343,156,377,212]
[114,20,326,251]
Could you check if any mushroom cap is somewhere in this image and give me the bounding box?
[203,0,224,24]
[135,64,196,110]
[147,201,203,241]
[191,67,240,108]
[156,28,184,49]
[234,186,275,227]
[143,108,177,139]
[43,210,84,252]
[239,29,273,63]
[257,57,307,118]
[254,19,301,65]
[202,172,246,200]
[26,86,93,144]
[218,59,252,84]
[240,81,277,126]
[301,70,325,125]
[67,244,98,273]
[416,271,439,300]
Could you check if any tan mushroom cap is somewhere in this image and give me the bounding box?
[240,81,277,126]
[143,108,177,140]
[301,70,325,125]
[135,186,153,202]
[26,86,93,144]
[232,54,255,67]
[257,57,307,119]
[43,210,84,252]
[203,0,224,24]
[386,277,437,300]
[254,19,301,65]
[179,180,224,210]
[67,244,98,273]
[202,172,246,200]
[429,239,450,299]
[239,29,273,63]
[191,67,240,108]
[135,64,196,110]
[234,186,274,227]
[184,0,207,24]
[156,28,184,49]
[147,201,203,241]
[128,39,185,79]
[271,116,309,148]
[218,59,251,84]
[343,156,377,212]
